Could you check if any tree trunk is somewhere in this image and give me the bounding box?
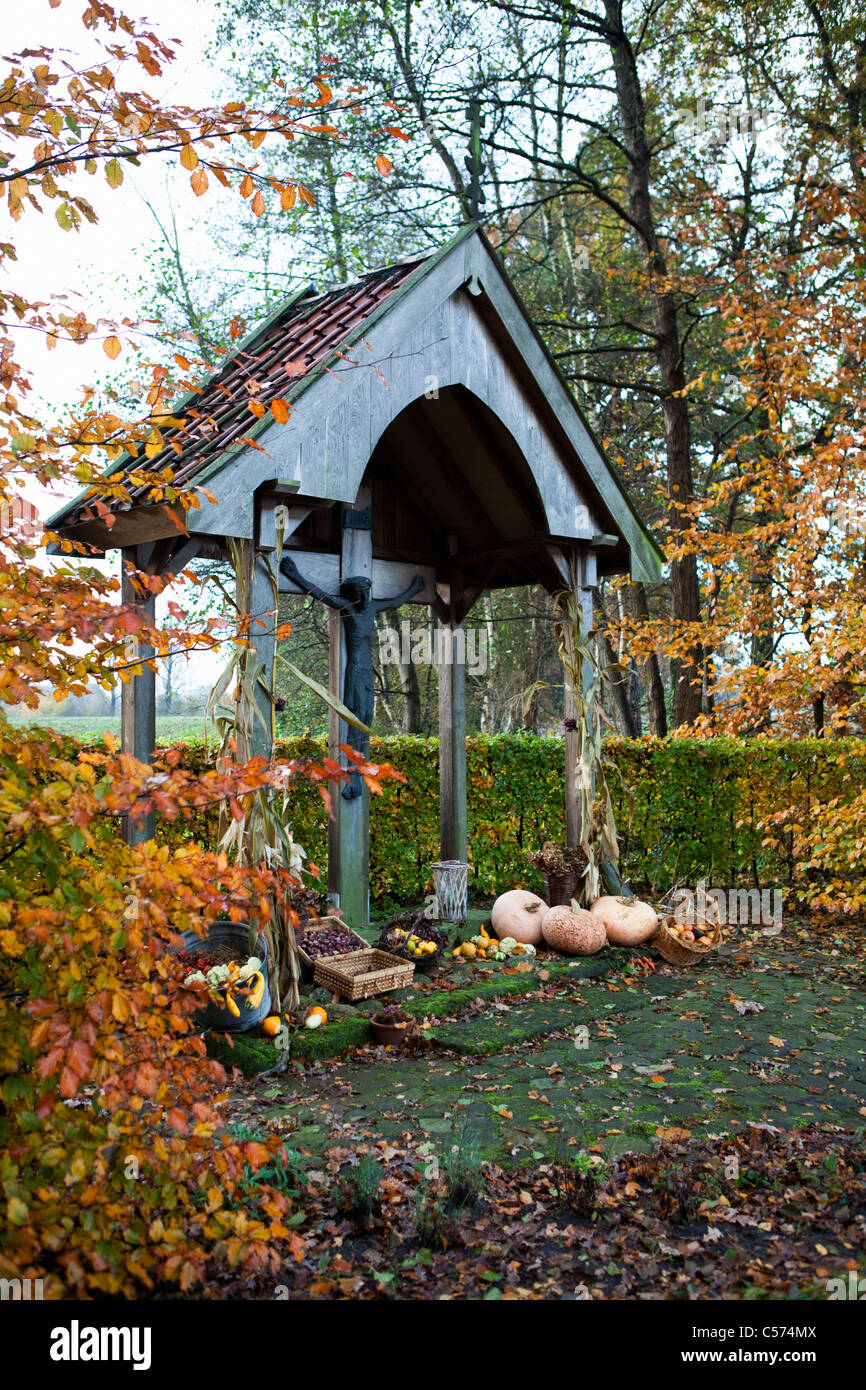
[628,662,643,736]
[399,654,422,733]
[631,582,668,736]
[602,631,638,736]
[603,0,702,726]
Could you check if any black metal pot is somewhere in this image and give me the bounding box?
[177,922,271,1033]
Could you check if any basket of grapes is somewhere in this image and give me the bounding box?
[297,917,369,970]
[375,914,447,972]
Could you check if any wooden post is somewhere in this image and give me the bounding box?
[563,624,579,851]
[564,551,596,851]
[328,485,371,925]
[438,529,468,865]
[120,545,156,845]
[327,606,344,914]
[235,531,276,764]
[438,620,468,862]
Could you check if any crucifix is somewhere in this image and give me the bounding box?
[274,489,429,922]
[278,553,423,797]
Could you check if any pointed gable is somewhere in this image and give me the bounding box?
[48,225,662,584]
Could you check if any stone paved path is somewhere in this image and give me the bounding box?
[251,935,866,1163]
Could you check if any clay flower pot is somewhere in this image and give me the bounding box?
[370,1009,415,1046]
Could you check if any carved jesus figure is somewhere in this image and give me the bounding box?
[279,553,424,798]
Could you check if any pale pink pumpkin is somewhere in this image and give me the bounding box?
[589,895,658,946]
[542,904,606,955]
[490,890,548,945]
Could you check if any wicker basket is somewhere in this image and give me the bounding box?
[545,871,580,908]
[297,918,368,971]
[313,948,415,1002]
[654,912,722,967]
[375,920,446,973]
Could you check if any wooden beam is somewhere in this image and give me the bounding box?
[438,621,468,862]
[161,533,205,576]
[257,491,309,553]
[564,553,596,852]
[237,531,276,762]
[454,583,486,626]
[120,546,156,846]
[438,533,468,863]
[327,605,343,913]
[279,550,437,604]
[329,485,372,925]
[546,544,571,587]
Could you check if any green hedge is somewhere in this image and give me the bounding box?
[127,733,866,908]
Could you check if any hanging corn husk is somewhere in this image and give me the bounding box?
[204,530,373,1013]
[553,585,630,905]
[522,581,631,907]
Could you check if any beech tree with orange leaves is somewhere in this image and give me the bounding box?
[0,1,404,1297]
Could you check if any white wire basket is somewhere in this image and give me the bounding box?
[430,860,471,923]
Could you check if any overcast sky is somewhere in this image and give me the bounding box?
[9,0,217,499]
[7,1,228,693]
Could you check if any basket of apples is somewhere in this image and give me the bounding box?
[655,896,722,967]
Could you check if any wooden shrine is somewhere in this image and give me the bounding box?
[48,223,663,923]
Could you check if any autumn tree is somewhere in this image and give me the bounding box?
[0,0,403,1296]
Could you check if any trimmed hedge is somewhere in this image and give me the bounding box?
[128,733,866,908]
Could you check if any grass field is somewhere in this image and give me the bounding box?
[8,714,212,743]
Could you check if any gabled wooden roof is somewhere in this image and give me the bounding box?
[47,225,664,584]
[48,255,424,535]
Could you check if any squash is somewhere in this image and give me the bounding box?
[304,1005,328,1029]
[490,890,548,945]
[589,895,658,946]
[542,904,606,956]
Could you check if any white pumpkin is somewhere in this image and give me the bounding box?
[490,890,548,945]
[589,895,658,946]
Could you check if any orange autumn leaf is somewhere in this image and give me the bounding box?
[243,1142,270,1169]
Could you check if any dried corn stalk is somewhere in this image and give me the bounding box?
[552,587,627,905]
[205,535,304,1010]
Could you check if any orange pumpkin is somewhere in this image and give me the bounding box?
[304,1006,328,1029]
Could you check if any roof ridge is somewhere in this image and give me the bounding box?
[287,247,432,309]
